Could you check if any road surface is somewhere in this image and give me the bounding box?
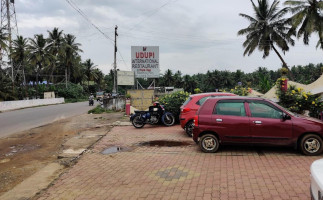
[0,101,97,138]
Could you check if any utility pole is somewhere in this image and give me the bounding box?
[0,0,18,82]
[113,25,118,94]
[112,25,118,110]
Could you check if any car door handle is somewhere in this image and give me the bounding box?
[216,119,222,122]
[253,121,262,124]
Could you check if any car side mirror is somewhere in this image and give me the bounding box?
[282,113,291,121]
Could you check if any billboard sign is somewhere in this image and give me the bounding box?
[117,71,135,86]
[131,46,159,78]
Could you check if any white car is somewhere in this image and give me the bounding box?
[311,159,323,200]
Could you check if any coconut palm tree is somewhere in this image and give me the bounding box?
[163,69,174,86]
[284,0,323,50]
[238,0,295,70]
[83,59,98,87]
[28,34,52,84]
[11,36,28,86]
[62,34,82,87]
[0,28,8,69]
[47,27,64,83]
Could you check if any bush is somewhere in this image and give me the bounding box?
[159,91,190,122]
[276,79,322,117]
[88,105,114,114]
[56,83,86,99]
[230,86,250,96]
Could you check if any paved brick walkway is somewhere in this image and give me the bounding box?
[37,125,322,200]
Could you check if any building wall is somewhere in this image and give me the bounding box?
[127,89,154,111]
[0,98,65,112]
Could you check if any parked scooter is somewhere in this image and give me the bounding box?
[130,102,175,128]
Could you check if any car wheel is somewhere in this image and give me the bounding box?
[185,121,194,137]
[199,134,219,153]
[300,134,323,156]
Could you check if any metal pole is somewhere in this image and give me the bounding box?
[113,25,117,94]
[6,0,13,85]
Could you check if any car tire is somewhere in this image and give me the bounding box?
[199,134,219,153]
[300,134,323,156]
[185,121,194,137]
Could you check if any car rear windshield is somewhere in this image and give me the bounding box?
[182,97,192,106]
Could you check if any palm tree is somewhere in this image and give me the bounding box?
[83,59,97,87]
[163,69,174,86]
[238,0,295,70]
[47,27,64,83]
[0,28,8,69]
[284,0,323,50]
[62,34,82,87]
[28,34,52,84]
[11,36,28,86]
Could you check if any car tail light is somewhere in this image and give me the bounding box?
[182,107,191,113]
[194,115,199,127]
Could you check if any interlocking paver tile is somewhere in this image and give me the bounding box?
[36,125,323,199]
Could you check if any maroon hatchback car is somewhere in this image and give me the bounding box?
[193,97,323,156]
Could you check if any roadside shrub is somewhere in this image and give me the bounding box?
[56,83,86,99]
[230,86,250,96]
[159,91,190,122]
[88,105,114,114]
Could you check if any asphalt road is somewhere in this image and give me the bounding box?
[0,101,97,138]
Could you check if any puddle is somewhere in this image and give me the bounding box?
[138,140,191,147]
[101,146,130,155]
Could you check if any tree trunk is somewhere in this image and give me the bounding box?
[65,67,67,88]
[271,43,294,81]
[50,62,56,84]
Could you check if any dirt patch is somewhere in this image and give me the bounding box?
[0,112,128,196]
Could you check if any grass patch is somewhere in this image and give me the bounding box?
[88,105,115,114]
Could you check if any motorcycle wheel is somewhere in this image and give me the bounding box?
[162,113,175,126]
[132,115,145,128]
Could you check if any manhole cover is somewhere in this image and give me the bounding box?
[101,146,130,155]
[138,140,191,147]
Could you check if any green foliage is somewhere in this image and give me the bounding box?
[125,93,131,99]
[194,88,202,94]
[230,86,250,96]
[56,83,85,99]
[258,74,272,93]
[88,105,114,114]
[159,91,190,121]
[276,80,322,117]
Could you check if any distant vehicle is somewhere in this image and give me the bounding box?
[96,91,104,101]
[89,95,94,106]
[179,92,236,137]
[193,96,323,156]
[311,159,323,200]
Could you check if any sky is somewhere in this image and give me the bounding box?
[14,0,322,76]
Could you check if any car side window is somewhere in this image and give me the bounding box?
[196,96,212,105]
[214,102,246,116]
[249,102,282,119]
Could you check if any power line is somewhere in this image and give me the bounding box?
[65,0,114,43]
[64,0,129,69]
[127,0,179,32]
